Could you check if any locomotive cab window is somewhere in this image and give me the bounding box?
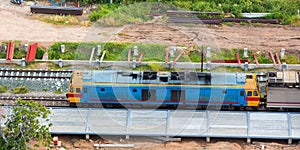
[132,89,137,92]
[76,88,81,93]
[246,75,253,79]
[253,91,258,96]
[247,91,252,96]
[70,88,74,92]
[100,88,105,92]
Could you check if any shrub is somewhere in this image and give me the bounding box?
[11,86,29,94]
[0,52,6,59]
[13,49,26,59]
[88,4,119,22]
[36,47,46,59]
[284,55,300,64]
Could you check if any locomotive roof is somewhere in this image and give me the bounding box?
[80,70,247,85]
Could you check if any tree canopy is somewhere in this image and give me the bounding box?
[0,99,52,150]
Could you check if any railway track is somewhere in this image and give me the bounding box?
[166,10,279,24]
[0,95,69,107]
[0,68,72,80]
[0,68,72,107]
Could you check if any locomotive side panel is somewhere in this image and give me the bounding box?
[267,87,300,108]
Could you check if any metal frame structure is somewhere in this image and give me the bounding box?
[39,108,300,142]
[1,107,300,143]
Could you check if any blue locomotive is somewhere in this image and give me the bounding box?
[67,70,261,109]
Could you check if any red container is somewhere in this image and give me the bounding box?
[25,43,38,62]
[6,42,14,62]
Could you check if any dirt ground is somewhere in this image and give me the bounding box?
[1,1,300,150]
[0,1,300,52]
[43,135,300,150]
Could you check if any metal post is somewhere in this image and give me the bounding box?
[58,59,63,68]
[97,45,101,56]
[21,58,26,67]
[282,62,287,71]
[48,107,52,132]
[206,47,211,59]
[287,113,292,144]
[89,47,95,64]
[95,59,100,67]
[170,47,175,58]
[206,111,210,142]
[126,109,131,140]
[61,44,65,53]
[24,44,28,52]
[280,48,285,59]
[85,108,92,135]
[244,62,249,71]
[246,112,251,144]
[131,60,136,68]
[243,48,248,58]
[206,61,211,71]
[133,45,138,56]
[100,51,106,63]
[165,110,170,140]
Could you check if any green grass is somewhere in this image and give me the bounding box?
[133,64,177,72]
[0,86,7,93]
[11,86,29,94]
[89,0,300,26]
[284,55,300,64]
[48,42,299,65]
[0,41,45,59]
[54,89,63,94]
[34,14,92,26]
[98,3,153,26]
[48,42,168,61]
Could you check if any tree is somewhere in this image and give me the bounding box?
[0,99,52,150]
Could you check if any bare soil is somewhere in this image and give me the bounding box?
[1,2,300,150]
[45,135,300,150]
[0,3,299,52]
